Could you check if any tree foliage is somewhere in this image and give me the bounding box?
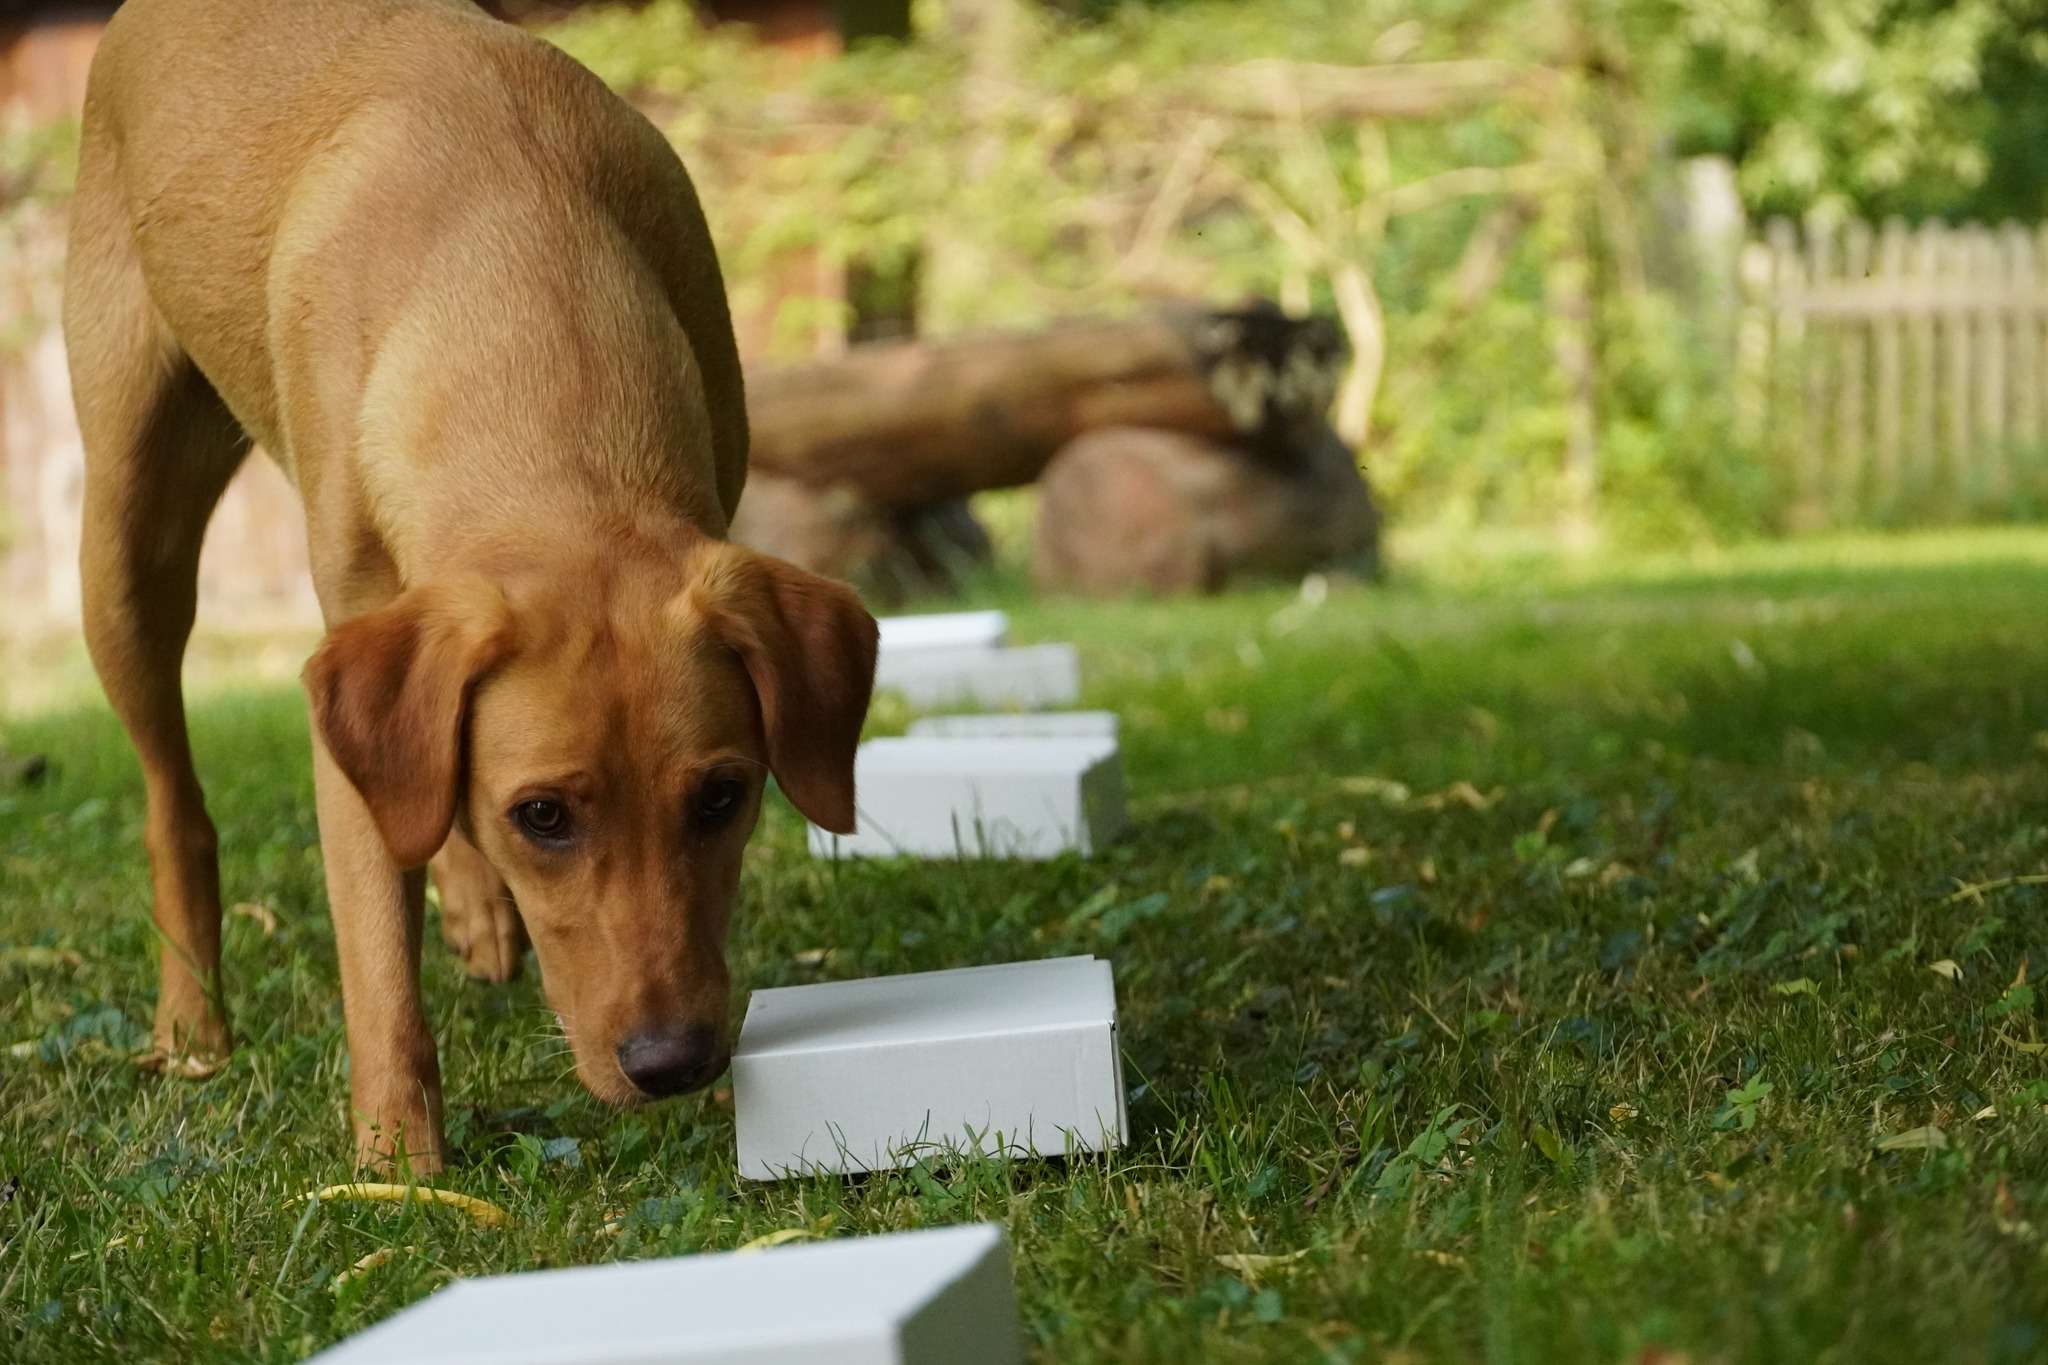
[1656,0,2048,220]
[4,0,2039,543]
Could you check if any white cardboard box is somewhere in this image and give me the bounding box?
[873,642,1082,710]
[809,735,1124,861]
[875,610,1009,657]
[308,1224,1023,1365]
[907,710,1119,741]
[733,957,1126,1182]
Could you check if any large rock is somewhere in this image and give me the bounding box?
[728,473,991,603]
[1033,424,1378,596]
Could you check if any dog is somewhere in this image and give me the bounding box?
[65,0,877,1172]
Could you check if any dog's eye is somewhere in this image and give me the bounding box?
[695,777,746,826]
[513,798,571,842]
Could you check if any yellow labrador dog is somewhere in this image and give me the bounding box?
[66,0,877,1171]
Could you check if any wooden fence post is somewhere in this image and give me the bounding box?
[1941,225,1974,503]
[1766,218,1806,519]
[1971,225,2008,500]
[1873,219,1906,512]
[2037,223,2048,464]
[1908,223,1941,502]
[1733,241,1772,446]
[1800,218,1835,526]
[1835,218,1871,516]
[2007,224,2041,458]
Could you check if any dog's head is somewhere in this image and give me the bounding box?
[303,539,876,1105]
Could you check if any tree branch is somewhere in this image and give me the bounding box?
[1195,59,1556,122]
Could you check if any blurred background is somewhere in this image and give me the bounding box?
[5,0,2048,706]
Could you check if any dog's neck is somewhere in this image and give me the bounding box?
[352,214,729,587]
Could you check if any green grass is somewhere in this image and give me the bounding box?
[5,527,2048,1363]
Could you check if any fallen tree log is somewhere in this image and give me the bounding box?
[1034,423,1379,596]
[726,476,992,604]
[743,303,1346,507]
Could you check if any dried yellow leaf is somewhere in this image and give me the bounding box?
[1929,959,1962,981]
[735,1227,819,1254]
[1214,1249,1310,1277]
[1420,781,1501,812]
[229,902,279,936]
[332,1245,411,1289]
[1338,776,1411,805]
[1874,1125,1948,1154]
[0,946,84,970]
[133,1049,228,1080]
[289,1183,510,1228]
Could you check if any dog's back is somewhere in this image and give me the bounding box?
[79,0,745,515]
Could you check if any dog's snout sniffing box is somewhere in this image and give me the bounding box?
[308,1224,1024,1365]
[732,957,1126,1182]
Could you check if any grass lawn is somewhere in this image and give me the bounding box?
[4,527,2047,1363]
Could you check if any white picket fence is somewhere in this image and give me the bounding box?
[1736,218,2048,525]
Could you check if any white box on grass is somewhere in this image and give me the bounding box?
[809,735,1124,861]
[873,642,1082,710]
[309,1224,1023,1365]
[875,610,1009,657]
[733,957,1126,1182]
[907,710,1119,741]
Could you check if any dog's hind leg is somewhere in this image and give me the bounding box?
[66,123,249,1069]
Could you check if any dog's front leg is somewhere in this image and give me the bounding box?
[311,722,445,1173]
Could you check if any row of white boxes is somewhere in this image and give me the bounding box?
[814,611,1127,860]
[314,614,1127,1363]
[314,960,1112,1364]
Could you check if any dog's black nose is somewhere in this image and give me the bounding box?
[616,1025,725,1098]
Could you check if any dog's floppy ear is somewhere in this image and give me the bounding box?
[689,544,878,834]
[303,579,513,867]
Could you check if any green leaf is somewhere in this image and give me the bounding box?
[1772,978,1819,997]
[1530,1123,1563,1164]
[1713,1075,1774,1132]
[1988,983,2036,1018]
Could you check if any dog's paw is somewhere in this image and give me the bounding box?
[352,1116,447,1177]
[447,920,527,983]
[144,999,232,1077]
[133,1046,229,1080]
[430,835,529,983]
